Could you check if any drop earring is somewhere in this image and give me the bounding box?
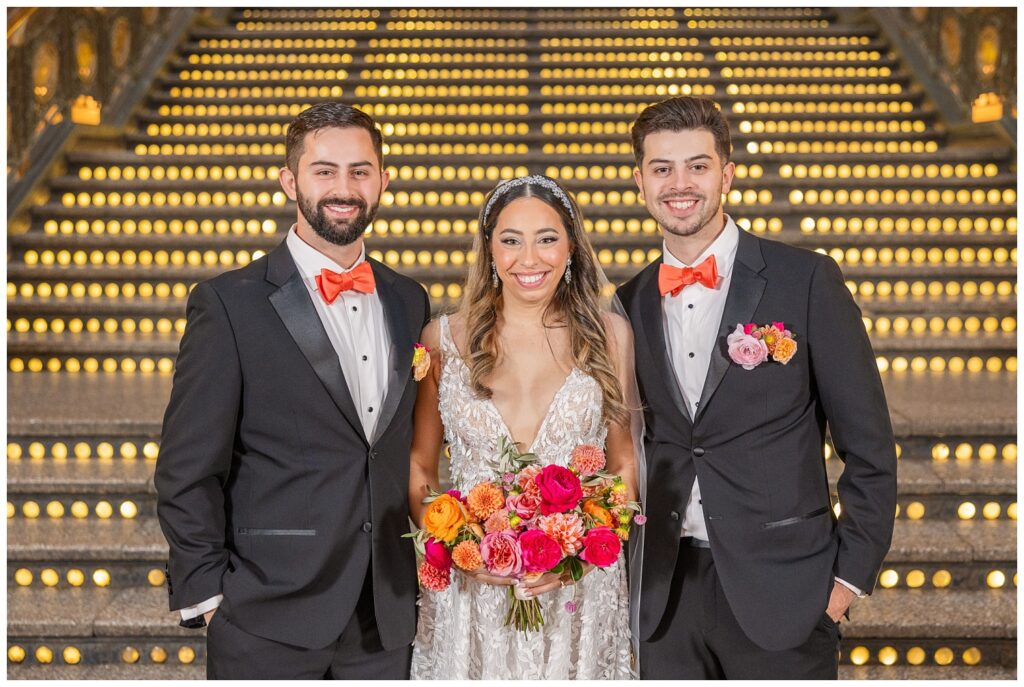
[492,262,499,288]
[564,255,573,285]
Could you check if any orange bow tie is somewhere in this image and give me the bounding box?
[658,255,719,296]
[316,262,376,304]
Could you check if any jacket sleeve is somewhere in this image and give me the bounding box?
[154,281,241,610]
[807,256,898,594]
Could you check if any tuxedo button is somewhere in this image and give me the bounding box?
[368,450,377,460]
[693,447,706,458]
[362,522,372,533]
[670,511,680,521]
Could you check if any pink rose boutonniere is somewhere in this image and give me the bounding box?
[727,321,798,369]
[412,343,431,381]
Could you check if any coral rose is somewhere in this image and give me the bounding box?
[538,512,585,556]
[517,465,542,497]
[484,508,512,534]
[423,537,452,572]
[467,482,505,521]
[570,444,606,476]
[480,531,522,577]
[579,526,622,567]
[727,324,769,370]
[506,491,542,520]
[418,560,451,592]
[452,540,484,571]
[772,336,797,364]
[519,530,564,573]
[535,464,584,515]
[422,494,465,544]
[581,499,613,527]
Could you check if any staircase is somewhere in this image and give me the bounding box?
[7,7,1016,679]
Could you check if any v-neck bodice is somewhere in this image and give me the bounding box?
[436,315,608,491]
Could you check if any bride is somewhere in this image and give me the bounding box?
[408,175,639,679]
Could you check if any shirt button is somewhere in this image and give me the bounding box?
[687,304,694,309]
[352,306,358,312]
[367,407,374,413]
[693,447,706,458]
[670,511,680,521]
[362,522,372,533]
[688,352,695,358]
[362,355,368,362]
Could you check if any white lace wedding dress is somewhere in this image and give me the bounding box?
[410,315,634,680]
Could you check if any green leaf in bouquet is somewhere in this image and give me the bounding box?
[567,557,584,582]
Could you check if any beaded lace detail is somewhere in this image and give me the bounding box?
[410,315,633,680]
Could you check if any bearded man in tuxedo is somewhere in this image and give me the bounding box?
[618,97,897,679]
[156,103,429,679]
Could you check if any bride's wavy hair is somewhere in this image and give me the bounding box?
[459,176,628,427]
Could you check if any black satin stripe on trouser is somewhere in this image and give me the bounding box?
[639,545,840,680]
[206,571,413,680]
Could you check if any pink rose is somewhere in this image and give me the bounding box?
[743,322,757,335]
[518,530,564,573]
[772,321,786,332]
[579,526,622,568]
[446,489,463,502]
[507,491,543,520]
[423,537,452,572]
[535,464,584,515]
[727,324,769,370]
[480,531,522,577]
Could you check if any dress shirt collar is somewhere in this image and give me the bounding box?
[661,214,740,281]
[286,224,368,292]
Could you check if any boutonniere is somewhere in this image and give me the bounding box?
[727,322,797,370]
[412,343,432,381]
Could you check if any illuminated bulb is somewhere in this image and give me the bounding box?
[96,501,113,519]
[70,501,89,519]
[148,569,166,586]
[906,570,925,588]
[92,569,111,587]
[151,647,168,663]
[122,647,140,664]
[8,645,26,663]
[35,646,54,664]
[905,502,925,520]
[987,570,1006,588]
[14,568,33,586]
[40,569,59,587]
[23,501,40,518]
[62,647,81,665]
[932,569,952,588]
[178,646,196,664]
[878,646,898,666]
[67,569,85,586]
[957,502,976,519]
[934,647,954,666]
[962,647,982,665]
[120,501,138,519]
[982,502,1001,519]
[849,646,870,666]
[878,569,899,588]
[906,647,926,665]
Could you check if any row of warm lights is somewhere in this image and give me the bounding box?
[863,316,1015,335]
[7,441,159,460]
[371,37,526,48]
[876,356,1016,373]
[134,142,285,156]
[542,102,654,115]
[8,644,196,666]
[540,36,697,48]
[877,568,1015,589]
[933,441,1017,461]
[9,358,176,374]
[58,190,284,208]
[366,52,528,64]
[893,500,1016,521]
[10,317,184,335]
[683,7,822,16]
[847,280,1016,299]
[134,141,530,156]
[734,101,915,115]
[197,38,358,49]
[243,7,378,18]
[802,216,1015,233]
[78,165,281,182]
[539,51,704,63]
[685,19,829,29]
[10,499,141,520]
[535,20,680,30]
[11,282,191,299]
[738,119,926,134]
[540,67,712,79]
[24,249,261,268]
[545,162,763,179]
[540,84,715,97]
[361,68,529,80]
[746,139,936,154]
[849,646,985,667]
[784,163,1001,179]
[168,85,345,99]
[386,142,529,155]
[156,102,531,117]
[186,53,354,65]
[789,188,1016,206]
[384,19,522,30]
[826,246,1016,266]
[710,36,871,46]
[44,218,275,235]
[11,567,162,588]
[179,69,348,82]
[382,122,529,136]
[356,84,530,97]
[145,122,287,137]
[236,20,378,30]
[725,83,902,95]
[716,50,882,61]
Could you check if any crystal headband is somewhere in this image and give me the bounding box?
[481,175,575,227]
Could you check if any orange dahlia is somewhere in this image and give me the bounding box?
[538,512,585,556]
[570,444,606,476]
[467,482,505,520]
[452,540,484,571]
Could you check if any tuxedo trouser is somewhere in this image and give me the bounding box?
[206,572,412,680]
[639,543,840,679]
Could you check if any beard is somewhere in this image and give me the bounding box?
[296,189,379,247]
[652,183,724,239]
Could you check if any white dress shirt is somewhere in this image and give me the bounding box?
[180,225,391,621]
[660,216,864,598]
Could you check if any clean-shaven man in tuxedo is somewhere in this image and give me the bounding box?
[155,103,429,679]
[618,97,897,678]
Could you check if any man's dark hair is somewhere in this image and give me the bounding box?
[630,97,732,166]
[284,102,383,172]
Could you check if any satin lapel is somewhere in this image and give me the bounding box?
[266,245,367,443]
[369,261,414,446]
[695,231,767,422]
[638,261,693,424]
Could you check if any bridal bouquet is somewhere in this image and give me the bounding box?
[407,437,645,632]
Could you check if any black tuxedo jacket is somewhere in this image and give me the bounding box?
[155,240,429,651]
[619,229,897,651]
